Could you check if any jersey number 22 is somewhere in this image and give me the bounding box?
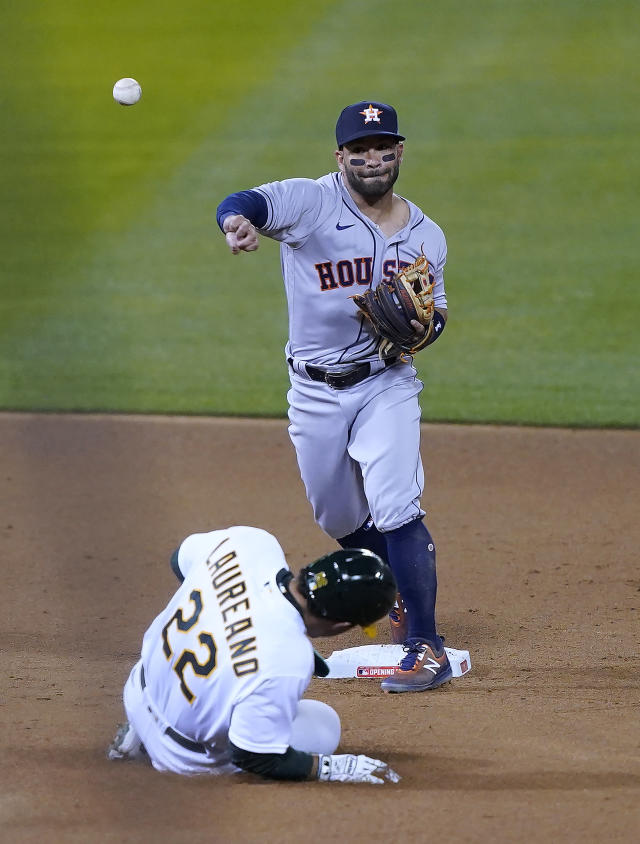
[161,589,217,702]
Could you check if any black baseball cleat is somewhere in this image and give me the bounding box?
[381,639,453,693]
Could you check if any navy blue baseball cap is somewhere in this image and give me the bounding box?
[336,100,405,148]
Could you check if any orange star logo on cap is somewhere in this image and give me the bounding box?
[360,104,382,123]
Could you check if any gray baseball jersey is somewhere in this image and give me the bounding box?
[254,172,447,367]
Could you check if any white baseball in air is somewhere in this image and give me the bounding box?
[113,77,142,106]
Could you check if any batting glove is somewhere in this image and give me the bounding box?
[317,754,401,785]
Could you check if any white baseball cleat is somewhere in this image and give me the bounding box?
[106,721,146,761]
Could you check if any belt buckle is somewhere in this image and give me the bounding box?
[324,371,343,389]
[327,364,370,390]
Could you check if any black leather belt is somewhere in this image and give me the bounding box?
[140,665,207,754]
[300,357,398,390]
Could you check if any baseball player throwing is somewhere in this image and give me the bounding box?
[107,526,399,783]
[217,101,452,693]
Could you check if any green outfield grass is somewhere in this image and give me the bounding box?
[1,0,638,426]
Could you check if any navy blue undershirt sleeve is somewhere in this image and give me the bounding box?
[216,190,268,231]
[425,310,446,346]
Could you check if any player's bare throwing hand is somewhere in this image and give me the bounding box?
[223,215,259,254]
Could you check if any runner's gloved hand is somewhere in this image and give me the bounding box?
[317,753,401,784]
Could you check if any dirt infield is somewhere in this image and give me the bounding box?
[2,413,639,843]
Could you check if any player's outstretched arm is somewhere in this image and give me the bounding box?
[230,743,400,784]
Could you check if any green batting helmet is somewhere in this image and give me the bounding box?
[299,548,396,627]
